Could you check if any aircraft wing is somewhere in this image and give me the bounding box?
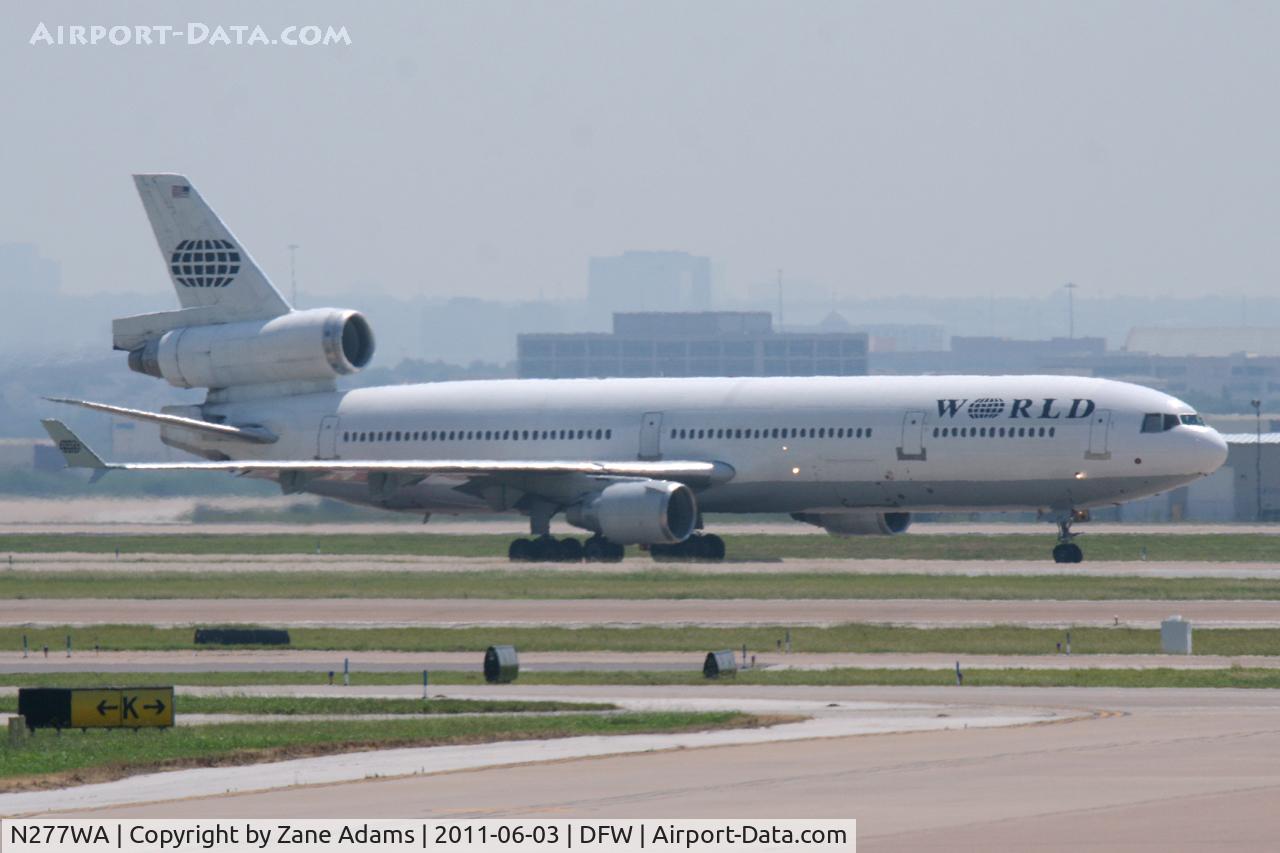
[40,419,734,487]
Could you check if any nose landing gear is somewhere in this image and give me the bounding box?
[1051,512,1086,563]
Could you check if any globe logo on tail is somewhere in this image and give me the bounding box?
[170,238,240,287]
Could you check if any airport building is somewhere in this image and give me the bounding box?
[870,332,1280,411]
[517,311,868,379]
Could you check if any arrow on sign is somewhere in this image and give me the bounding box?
[143,699,166,715]
[96,699,118,716]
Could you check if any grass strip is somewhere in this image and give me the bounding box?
[7,570,1280,600]
[0,711,760,790]
[0,695,613,715]
[7,623,1280,656]
[3,532,1280,561]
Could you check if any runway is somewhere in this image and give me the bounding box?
[3,649,1280,675]
[13,553,1280,578]
[10,597,1280,627]
[14,684,1280,851]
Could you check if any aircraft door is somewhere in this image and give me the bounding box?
[1087,408,1112,459]
[898,410,926,460]
[317,415,340,459]
[639,411,663,460]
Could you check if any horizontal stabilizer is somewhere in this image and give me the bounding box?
[40,420,106,469]
[44,397,278,444]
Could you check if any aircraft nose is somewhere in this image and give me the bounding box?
[1195,429,1229,474]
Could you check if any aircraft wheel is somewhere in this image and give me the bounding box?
[556,537,584,563]
[584,537,624,563]
[530,536,559,562]
[1052,543,1084,564]
[508,538,534,562]
[699,533,726,562]
[649,543,676,562]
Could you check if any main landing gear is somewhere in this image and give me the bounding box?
[1051,513,1085,564]
[649,533,726,562]
[508,535,624,563]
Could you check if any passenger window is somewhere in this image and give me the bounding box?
[606,429,612,439]
[1049,427,1055,437]
[866,428,872,438]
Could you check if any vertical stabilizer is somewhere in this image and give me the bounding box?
[133,173,291,320]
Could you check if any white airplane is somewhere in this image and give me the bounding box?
[43,174,1229,564]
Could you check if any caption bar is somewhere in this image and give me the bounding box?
[2,820,854,853]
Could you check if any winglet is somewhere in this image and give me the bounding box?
[40,420,107,470]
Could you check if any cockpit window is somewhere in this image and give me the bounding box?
[1142,412,1206,432]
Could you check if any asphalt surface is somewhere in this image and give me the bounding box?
[13,553,1280,578]
[11,684,1280,852]
[3,649,1280,675]
[10,597,1280,627]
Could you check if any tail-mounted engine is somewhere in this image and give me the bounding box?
[125,308,374,389]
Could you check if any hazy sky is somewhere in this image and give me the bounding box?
[3,0,1279,306]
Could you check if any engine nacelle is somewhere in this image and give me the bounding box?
[128,308,375,389]
[566,480,698,545]
[792,511,912,537]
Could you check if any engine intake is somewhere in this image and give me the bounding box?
[566,480,698,545]
[128,308,374,389]
[792,511,912,536]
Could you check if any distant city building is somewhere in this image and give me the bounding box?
[1125,327,1280,357]
[517,312,867,379]
[587,251,711,316]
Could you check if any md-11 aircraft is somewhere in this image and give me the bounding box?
[43,174,1228,563]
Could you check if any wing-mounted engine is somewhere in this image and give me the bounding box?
[566,480,698,545]
[122,308,375,389]
[792,511,912,536]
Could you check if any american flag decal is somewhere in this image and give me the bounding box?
[171,185,191,198]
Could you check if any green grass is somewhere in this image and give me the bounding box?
[3,532,1280,561]
[0,711,755,788]
[10,623,1280,656]
[7,569,1280,601]
[0,694,613,715]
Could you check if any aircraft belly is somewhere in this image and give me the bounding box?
[698,473,1197,514]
